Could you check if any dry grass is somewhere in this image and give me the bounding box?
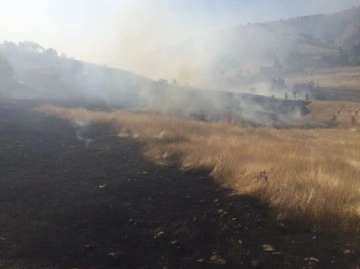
[307,101,360,127]
[36,105,360,234]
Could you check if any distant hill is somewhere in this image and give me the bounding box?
[0,41,311,127]
[0,41,156,105]
[135,7,360,90]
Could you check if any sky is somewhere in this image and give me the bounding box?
[0,0,359,71]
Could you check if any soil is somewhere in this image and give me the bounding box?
[0,100,359,269]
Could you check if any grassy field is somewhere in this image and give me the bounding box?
[36,104,360,235]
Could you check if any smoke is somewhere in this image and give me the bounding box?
[72,118,93,148]
[2,2,358,126]
[2,1,359,88]
[101,0,359,90]
[0,38,312,127]
[103,1,219,87]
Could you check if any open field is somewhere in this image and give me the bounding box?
[36,103,360,235]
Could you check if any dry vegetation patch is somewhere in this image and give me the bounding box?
[285,66,360,91]
[307,101,360,127]
[36,105,360,234]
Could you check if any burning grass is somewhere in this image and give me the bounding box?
[36,105,360,234]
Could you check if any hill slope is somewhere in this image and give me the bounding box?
[0,41,312,127]
[134,7,360,90]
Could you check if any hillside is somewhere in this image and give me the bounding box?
[0,41,155,104]
[134,7,360,91]
[0,41,312,127]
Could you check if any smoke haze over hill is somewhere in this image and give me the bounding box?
[1,2,360,126]
[1,0,360,77]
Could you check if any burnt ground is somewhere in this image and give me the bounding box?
[0,100,359,269]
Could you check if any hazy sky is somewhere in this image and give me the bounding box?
[1,0,359,69]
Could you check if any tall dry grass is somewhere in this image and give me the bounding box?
[308,101,360,127]
[36,105,360,233]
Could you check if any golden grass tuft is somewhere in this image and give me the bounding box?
[36,105,360,234]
